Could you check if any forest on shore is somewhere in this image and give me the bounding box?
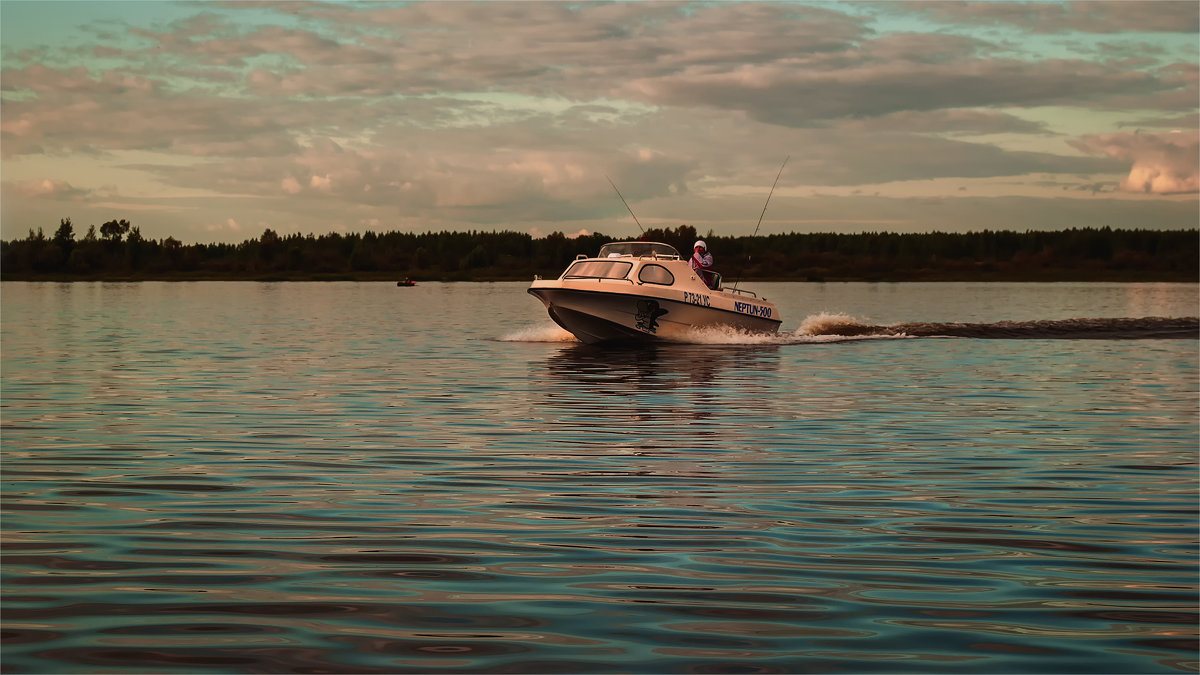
[1,218,1196,282]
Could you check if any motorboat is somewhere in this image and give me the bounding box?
[528,241,781,344]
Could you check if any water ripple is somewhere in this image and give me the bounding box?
[2,282,1196,673]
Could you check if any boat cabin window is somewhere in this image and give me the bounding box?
[638,264,675,286]
[564,260,632,280]
[597,242,680,259]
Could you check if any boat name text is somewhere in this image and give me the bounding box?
[734,301,773,318]
[683,291,711,307]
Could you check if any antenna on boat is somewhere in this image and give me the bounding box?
[730,156,789,291]
[753,156,788,239]
[605,175,645,235]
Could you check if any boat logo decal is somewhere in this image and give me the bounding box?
[734,301,773,318]
[683,291,711,307]
[636,300,668,333]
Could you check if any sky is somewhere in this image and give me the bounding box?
[1,1,1197,244]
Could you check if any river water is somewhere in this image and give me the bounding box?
[2,281,1197,674]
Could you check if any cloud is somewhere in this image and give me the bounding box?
[0,1,1194,243]
[7,178,89,199]
[899,1,1200,34]
[621,56,1165,127]
[837,109,1047,135]
[0,64,299,158]
[527,227,594,240]
[1070,131,1200,194]
[206,218,243,235]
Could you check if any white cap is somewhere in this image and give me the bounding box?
[694,240,706,250]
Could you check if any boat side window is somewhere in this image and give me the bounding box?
[564,260,633,280]
[638,264,675,286]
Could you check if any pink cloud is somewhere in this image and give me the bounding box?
[9,178,89,199]
[1071,131,1200,194]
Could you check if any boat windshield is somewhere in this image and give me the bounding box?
[564,260,633,280]
[597,242,680,259]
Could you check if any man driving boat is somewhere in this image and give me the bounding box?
[690,240,717,289]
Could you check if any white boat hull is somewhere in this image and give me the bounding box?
[529,274,780,344]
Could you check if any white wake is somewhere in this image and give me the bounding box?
[500,313,910,345]
[498,323,578,343]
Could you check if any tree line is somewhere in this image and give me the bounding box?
[1,218,1196,282]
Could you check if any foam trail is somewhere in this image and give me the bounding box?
[501,316,1199,344]
[673,319,908,345]
[798,314,1199,340]
[797,312,888,337]
[677,315,1200,342]
[890,317,1199,339]
[498,323,578,343]
[672,325,785,345]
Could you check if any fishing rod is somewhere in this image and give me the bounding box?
[605,175,645,235]
[730,156,789,291]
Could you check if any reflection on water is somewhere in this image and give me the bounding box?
[540,343,781,428]
[2,282,1197,674]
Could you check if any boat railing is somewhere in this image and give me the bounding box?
[723,286,759,298]
[589,253,681,261]
[597,242,681,260]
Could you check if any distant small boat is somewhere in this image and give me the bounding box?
[397,278,416,287]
